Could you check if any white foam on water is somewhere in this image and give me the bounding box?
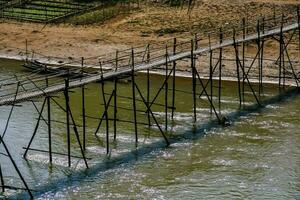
[27,153,87,169]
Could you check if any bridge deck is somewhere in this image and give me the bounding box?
[0,22,299,106]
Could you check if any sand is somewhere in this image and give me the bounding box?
[0,0,299,62]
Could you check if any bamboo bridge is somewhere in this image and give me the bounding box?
[0,9,300,198]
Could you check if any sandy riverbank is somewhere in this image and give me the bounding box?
[0,0,299,60]
[0,0,299,87]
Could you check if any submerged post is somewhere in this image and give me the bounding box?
[233,28,242,107]
[171,38,176,120]
[131,48,138,144]
[100,61,110,154]
[64,78,71,167]
[298,7,300,62]
[46,68,52,164]
[81,57,86,151]
[279,15,284,91]
[209,34,213,114]
[146,44,151,128]
[114,51,118,140]
[218,29,223,116]
[191,39,197,123]
[165,45,169,131]
[0,165,4,193]
[257,19,262,98]
[242,18,246,105]
[209,50,214,115]
[260,17,265,95]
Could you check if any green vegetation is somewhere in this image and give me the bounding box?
[0,0,89,22]
[0,0,192,24]
[0,0,138,23]
[66,3,136,25]
[66,6,119,25]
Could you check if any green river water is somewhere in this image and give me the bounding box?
[0,58,300,199]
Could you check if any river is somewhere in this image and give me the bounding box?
[0,58,300,199]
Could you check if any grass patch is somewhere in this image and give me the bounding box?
[66,3,133,25]
[154,27,186,35]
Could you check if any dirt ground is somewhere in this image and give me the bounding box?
[0,0,299,61]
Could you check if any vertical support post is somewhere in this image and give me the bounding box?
[81,57,86,151]
[209,34,213,115]
[257,19,262,98]
[100,62,109,154]
[113,51,118,140]
[279,15,284,91]
[47,91,52,164]
[260,17,265,96]
[146,44,151,128]
[218,29,223,116]
[25,39,28,63]
[45,68,52,164]
[165,45,169,131]
[233,28,242,107]
[0,165,4,193]
[191,40,196,123]
[283,35,286,90]
[297,6,300,61]
[82,85,86,151]
[131,48,138,144]
[64,78,71,167]
[242,18,246,105]
[171,38,176,120]
[282,14,286,90]
[298,7,300,63]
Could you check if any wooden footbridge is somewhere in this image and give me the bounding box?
[0,8,300,198]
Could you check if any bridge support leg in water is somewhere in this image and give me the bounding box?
[165,45,169,131]
[233,28,242,108]
[191,40,197,123]
[82,85,86,151]
[146,44,151,128]
[0,164,4,193]
[64,79,72,167]
[218,29,223,116]
[171,38,177,120]
[242,18,246,106]
[113,50,118,141]
[131,49,138,144]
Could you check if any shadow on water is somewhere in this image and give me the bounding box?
[10,87,300,199]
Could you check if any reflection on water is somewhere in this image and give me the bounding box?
[0,58,300,199]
